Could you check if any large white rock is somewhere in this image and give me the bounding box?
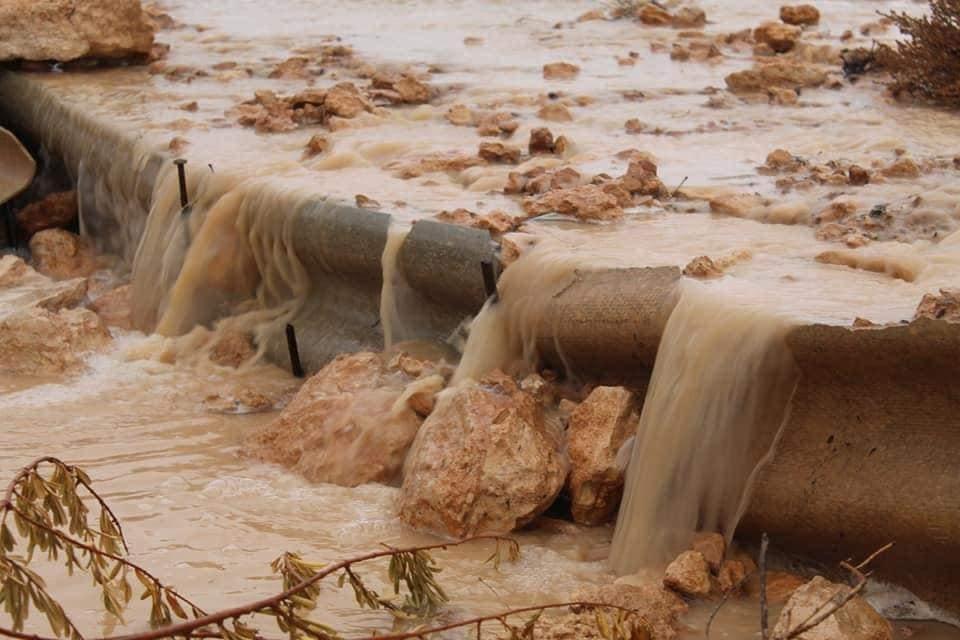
[772,576,893,640]
[0,0,154,62]
[399,373,566,537]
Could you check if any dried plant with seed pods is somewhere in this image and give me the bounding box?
[0,458,651,640]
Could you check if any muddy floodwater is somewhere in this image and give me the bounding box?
[4,0,960,638]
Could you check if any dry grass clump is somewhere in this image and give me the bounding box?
[878,0,960,107]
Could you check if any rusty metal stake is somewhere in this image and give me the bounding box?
[173,158,189,210]
[285,323,305,378]
[481,260,498,303]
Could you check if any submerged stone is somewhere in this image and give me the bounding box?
[243,352,428,486]
[0,307,110,375]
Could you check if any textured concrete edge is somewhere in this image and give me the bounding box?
[0,71,496,369]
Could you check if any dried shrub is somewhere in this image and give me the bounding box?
[877,0,960,107]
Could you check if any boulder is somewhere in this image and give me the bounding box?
[15,191,77,238]
[0,0,155,62]
[573,581,687,640]
[324,82,370,118]
[754,21,802,53]
[29,229,99,280]
[780,4,821,26]
[663,550,712,597]
[717,558,750,593]
[772,576,893,640]
[914,289,960,322]
[725,60,827,93]
[0,255,30,288]
[882,158,920,179]
[0,307,110,374]
[398,375,566,537]
[523,184,624,221]
[243,352,428,486]
[566,386,639,525]
[88,284,132,330]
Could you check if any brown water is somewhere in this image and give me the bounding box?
[4,0,960,637]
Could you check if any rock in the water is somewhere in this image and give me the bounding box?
[88,284,132,330]
[29,229,99,280]
[663,550,712,597]
[0,307,110,374]
[479,142,522,164]
[0,255,30,288]
[524,184,624,221]
[691,532,726,573]
[914,289,960,322]
[683,256,724,279]
[717,558,750,593]
[672,7,707,28]
[543,62,581,80]
[780,4,821,26]
[725,60,827,93]
[399,374,566,537]
[15,191,78,238]
[754,21,803,53]
[573,581,688,640]
[243,352,428,486]
[772,576,893,640]
[567,386,638,525]
[0,0,155,62]
[209,330,256,367]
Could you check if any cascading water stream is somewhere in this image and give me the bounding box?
[610,282,799,571]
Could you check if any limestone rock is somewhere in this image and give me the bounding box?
[0,255,30,288]
[683,256,724,279]
[621,158,665,196]
[0,0,155,62]
[0,307,110,374]
[573,581,687,640]
[16,191,77,238]
[88,284,132,330]
[848,165,870,186]
[781,4,821,26]
[445,104,475,126]
[765,148,803,172]
[324,82,370,118]
[882,158,920,179]
[567,386,638,525]
[479,142,522,164]
[717,558,750,593]
[672,7,707,29]
[543,62,581,80]
[29,229,99,280]
[398,375,566,537]
[638,4,672,26]
[914,289,960,322]
[524,184,624,221]
[304,134,330,158]
[529,127,557,155]
[371,72,431,104]
[725,60,827,93]
[754,21,802,53]
[691,532,726,572]
[663,550,712,597]
[209,330,255,367]
[477,112,519,137]
[243,352,426,486]
[772,576,893,640]
[537,103,574,122]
